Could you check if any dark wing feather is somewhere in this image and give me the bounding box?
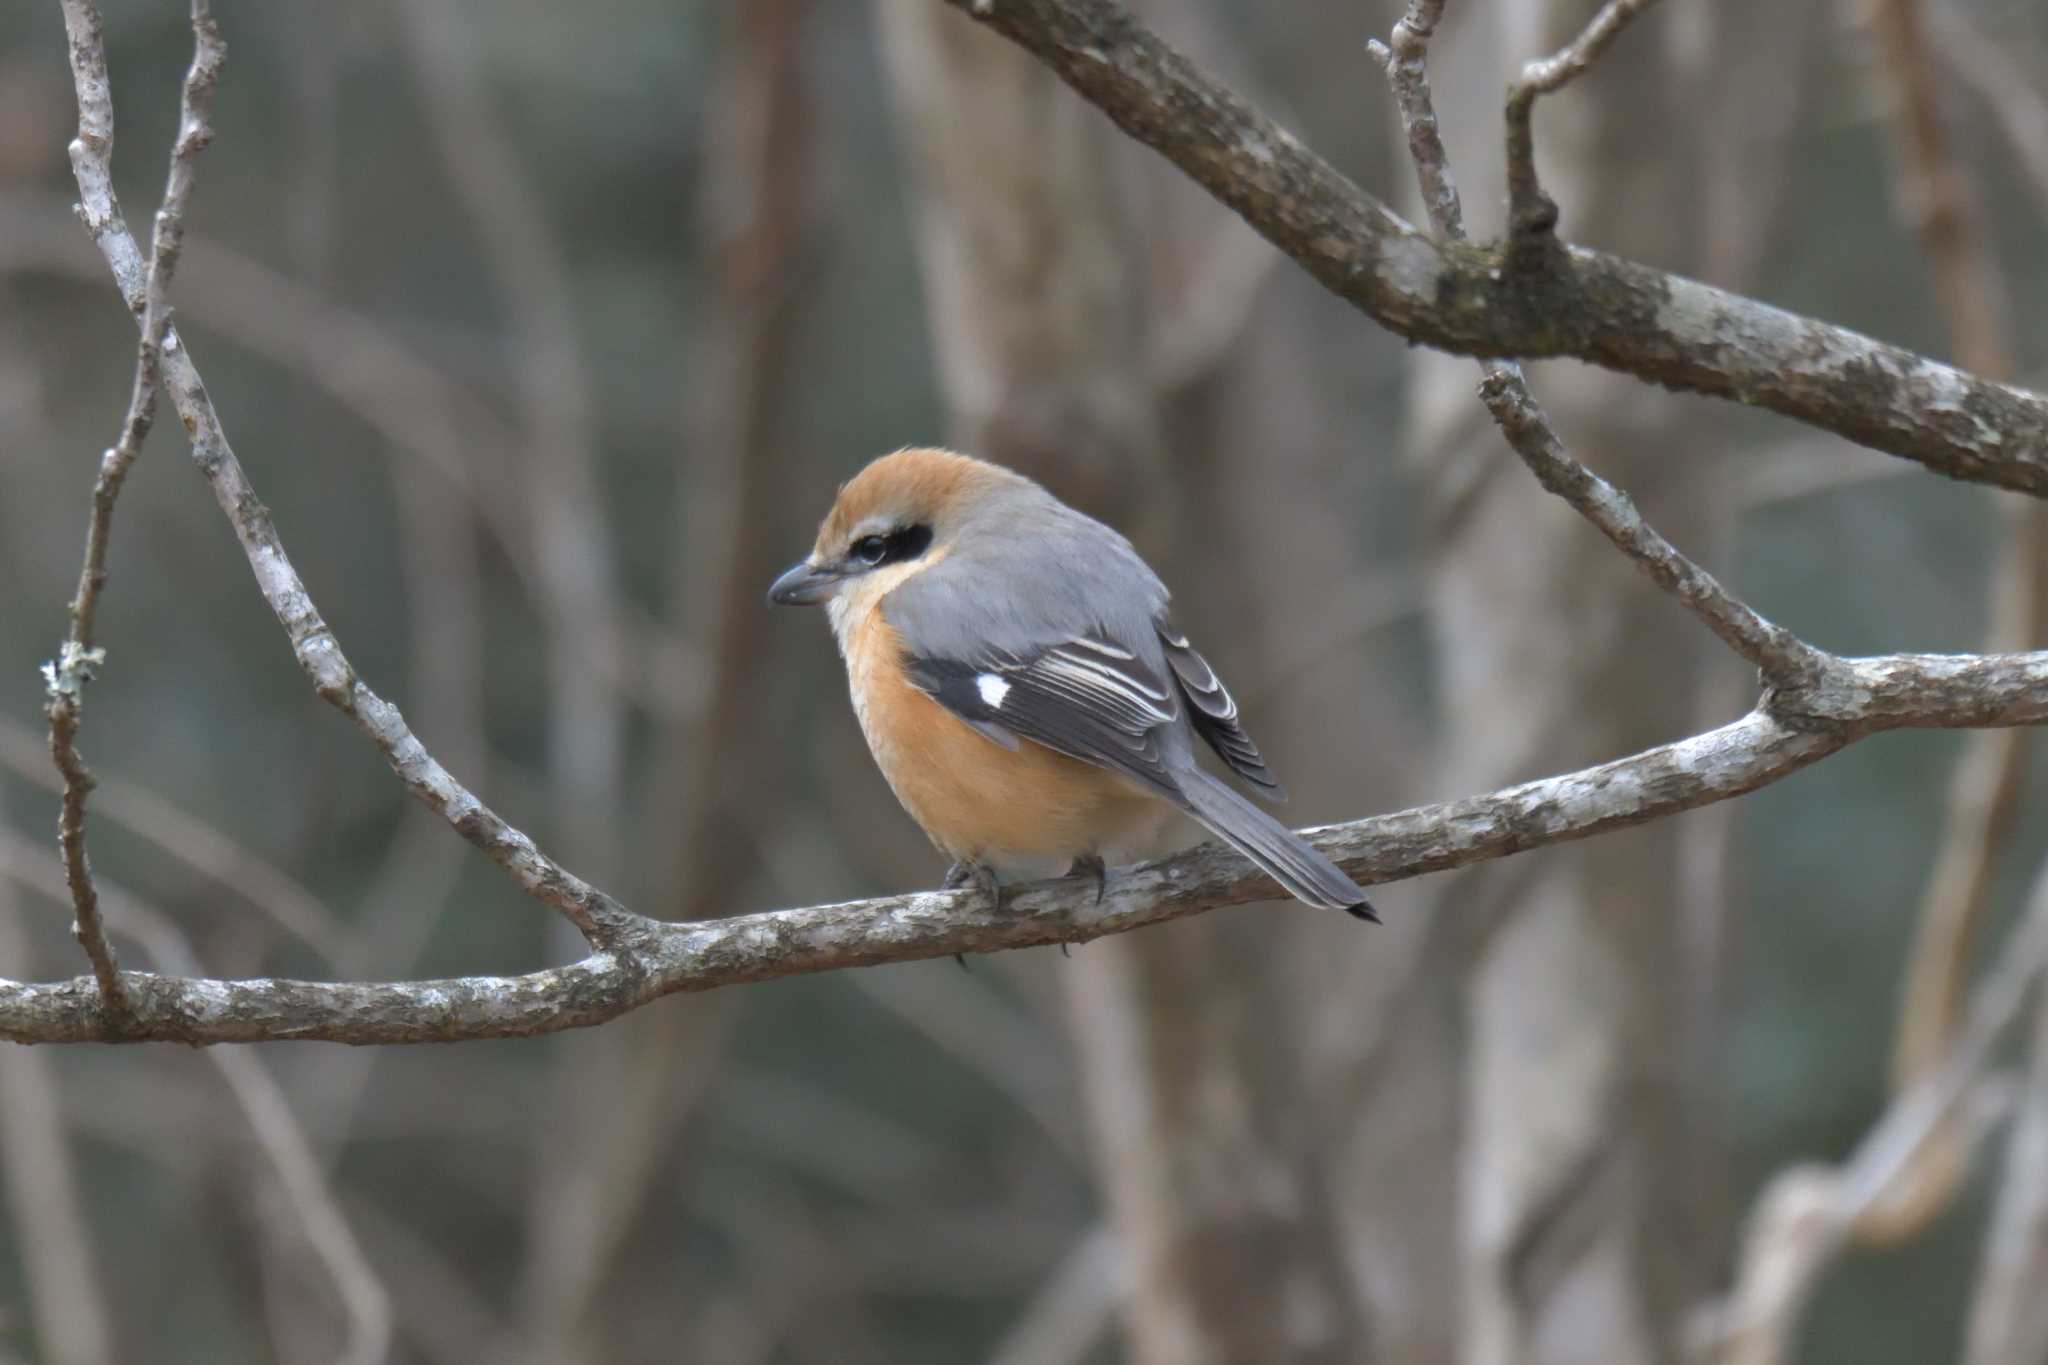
[1155,617,1285,800]
[907,627,1370,916]
[902,635,1182,797]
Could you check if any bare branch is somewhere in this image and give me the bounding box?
[6,647,2048,1044]
[1372,2,1820,684]
[53,1,630,955]
[27,0,2048,1061]
[46,0,225,1013]
[1503,0,1668,242]
[942,0,2048,497]
[1476,371,1826,683]
[0,191,708,723]
[1366,0,1460,240]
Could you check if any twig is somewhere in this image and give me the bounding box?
[1690,850,2048,1365]
[45,0,225,1013]
[1503,0,1667,243]
[946,0,2048,498]
[5,649,2048,1044]
[28,0,2048,1057]
[1476,373,1825,683]
[53,1,631,953]
[1862,0,2036,1247]
[1371,4,1821,685]
[1367,0,1460,239]
[0,193,708,724]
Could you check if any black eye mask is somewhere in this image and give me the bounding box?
[852,523,933,568]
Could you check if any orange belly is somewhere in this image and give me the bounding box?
[844,606,1166,873]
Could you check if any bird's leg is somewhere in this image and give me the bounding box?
[943,859,1002,968]
[1055,855,1110,959]
[1066,854,1107,904]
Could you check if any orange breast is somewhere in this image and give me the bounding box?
[843,603,1165,873]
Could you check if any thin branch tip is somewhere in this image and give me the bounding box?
[1504,0,1667,242]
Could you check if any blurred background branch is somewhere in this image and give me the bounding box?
[1858,0,2037,1250]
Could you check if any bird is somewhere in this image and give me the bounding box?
[767,447,1375,920]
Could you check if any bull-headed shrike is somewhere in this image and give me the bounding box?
[769,447,1373,920]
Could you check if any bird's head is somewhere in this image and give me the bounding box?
[767,447,1020,628]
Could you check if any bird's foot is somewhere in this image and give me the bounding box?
[1066,854,1107,904]
[943,859,1003,909]
[943,859,1002,968]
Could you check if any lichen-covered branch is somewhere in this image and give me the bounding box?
[45,0,225,1012]
[942,0,2048,497]
[27,0,2048,1053]
[6,649,2048,1045]
[1370,2,1823,687]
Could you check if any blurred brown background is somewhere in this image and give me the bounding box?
[3,1,2048,1362]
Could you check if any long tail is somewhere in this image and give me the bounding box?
[1173,767,1377,920]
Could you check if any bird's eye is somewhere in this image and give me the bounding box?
[852,535,889,566]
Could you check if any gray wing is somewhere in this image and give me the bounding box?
[885,492,1194,794]
[899,635,1184,798]
[1156,617,1285,800]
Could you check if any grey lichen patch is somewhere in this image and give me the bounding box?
[41,641,106,701]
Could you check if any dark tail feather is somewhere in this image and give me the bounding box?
[1174,767,1377,920]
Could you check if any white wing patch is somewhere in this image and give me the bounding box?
[976,673,1011,708]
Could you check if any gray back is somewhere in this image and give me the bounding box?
[886,484,1168,661]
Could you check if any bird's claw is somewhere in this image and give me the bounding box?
[1067,854,1107,904]
[943,859,1003,910]
[943,861,1002,968]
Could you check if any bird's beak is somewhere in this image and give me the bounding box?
[767,559,840,607]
